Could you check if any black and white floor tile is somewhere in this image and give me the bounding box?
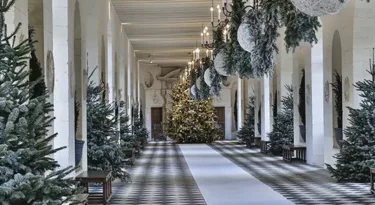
[210,141,375,205]
[91,142,206,205]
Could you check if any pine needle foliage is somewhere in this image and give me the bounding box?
[0,1,78,204]
[268,85,294,156]
[165,79,218,143]
[327,57,375,182]
[237,96,255,147]
[86,82,130,182]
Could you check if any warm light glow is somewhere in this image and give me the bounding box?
[196,48,200,53]
[217,4,220,9]
[203,30,207,34]
[201,33,204,36]
[226,24,230,29]
[188,62,192,65]
[205,26,208,31]
[206,32,209,36]
[210,7,214,11]
[223,29,227,35]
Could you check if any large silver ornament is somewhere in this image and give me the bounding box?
[237,23,254,52]
[290,0,349,17]
[214,50,231,76]
[191,85,197,97]
[204,68,213,87]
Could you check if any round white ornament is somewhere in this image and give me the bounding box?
[290,0,349,17]
[196,77,202,90]
[214,50,231,76]
[190,85,197,97]
[237,23,254,52]
[204,68,213,86]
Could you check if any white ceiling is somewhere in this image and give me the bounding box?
[111,0,221,68]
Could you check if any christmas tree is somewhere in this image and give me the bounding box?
[268,85,294,156]
[119,101,134,149]
[86,82,130,182]
[132,103,148,149]
[165,78,218,143]
[0,0,78,204]
[327,55,375,182]
[237,96,255,147]
[28,26,46,99]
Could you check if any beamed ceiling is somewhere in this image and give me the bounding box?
[112,0,221,68]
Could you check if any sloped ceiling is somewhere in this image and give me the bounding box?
[112,0,221,68]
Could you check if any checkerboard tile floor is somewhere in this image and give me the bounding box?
[210,141,375,205]
[91,142,206,205]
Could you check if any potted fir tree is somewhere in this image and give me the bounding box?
[75,92,85,166]
[331,70,343,147]
[298,69,306,142]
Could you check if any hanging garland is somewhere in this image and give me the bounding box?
[224,0,253,78]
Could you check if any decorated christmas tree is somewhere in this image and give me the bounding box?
[86,82,130,182]
[0,1,78,204]
[237,96,255,147]
[165,78,218,143]
[327,55,375,182]
[268,85,294,155]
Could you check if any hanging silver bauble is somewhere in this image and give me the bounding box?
[290,0,349,17]
[196,77,202,90]
[190,85,197,97]
[214,50,231,76]
[204,68,213,87]
[237,23,255,52]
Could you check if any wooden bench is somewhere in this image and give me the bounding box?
[254,137,261,147]
[123,148,136,166]
[371,168,375,194]
[260,140,271,154]
[76,171,112,205]
[282,145,306,163]
[71,194,89,205]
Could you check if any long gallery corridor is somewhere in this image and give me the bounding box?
[99,142,375,205]
[5,0,375,204]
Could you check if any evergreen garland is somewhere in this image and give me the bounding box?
[225,0,252,77]
[0,1,78,203]
[327,60,375,182]
[268,85,294,156]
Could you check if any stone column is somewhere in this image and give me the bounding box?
[237,78,244,130]
[303,30,325,166]
[86,0,100,84]
[52,0,75,173]
[260,75,272,141]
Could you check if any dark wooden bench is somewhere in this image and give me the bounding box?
[123,148,136,166]
[370,168,375,194]
[260,140,271,154]
[76,171,112,205]
[282,145,306,163]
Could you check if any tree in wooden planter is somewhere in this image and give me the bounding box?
[237,96,255,147]
[327,56,375,182]
[298,69,306,142]
[268,86,294,155]
[86,82,130,182]
[0,1,78,203]
[331,70,343,147]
